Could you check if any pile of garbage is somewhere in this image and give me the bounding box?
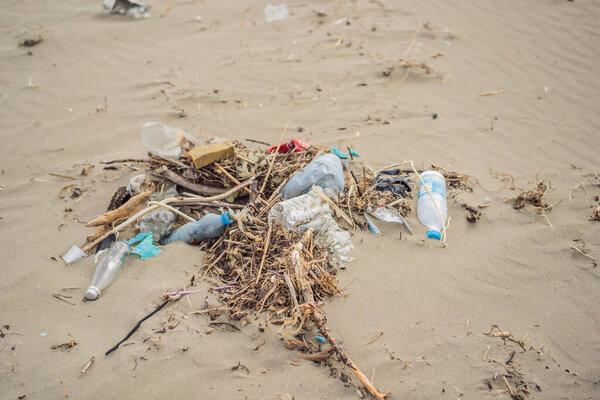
[62,122,462,399]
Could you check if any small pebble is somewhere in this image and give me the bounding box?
[205,328,214,335]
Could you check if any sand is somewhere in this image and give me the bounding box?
[1,0,599,398]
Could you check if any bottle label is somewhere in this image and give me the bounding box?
[418,174,446,198]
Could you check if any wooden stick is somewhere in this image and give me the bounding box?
[503,376,515,396]
[255,222,273,284]
[570,245,597,261]
[312,185,354,228]
[259,123,288,194]
[188,307,226,315]
[214,163,266,205]
[215,162,251,195]
[81,179,254,253]
[249,181,258,203]
[312,310,389,399]
[284,273,299,311]
[86,191,153,227]
[290,230,389,399]
[149,152,190,169]
[367,331,383,345]
[256,194,281,219]
[100,158,151,165]
[80,356,95,375]
[156,166,226,196]
[87,226,110,242]
[171,201,245,209]
[147,201,196,222]
[479,89,504,96]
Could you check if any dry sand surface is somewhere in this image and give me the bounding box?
[1,0,599,398]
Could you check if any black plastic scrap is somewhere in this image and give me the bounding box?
[373,169,412,198]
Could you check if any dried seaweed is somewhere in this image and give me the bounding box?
[509,182,550,211]
[431,164,472,191]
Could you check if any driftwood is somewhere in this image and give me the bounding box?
[155,166,226,196]
[87,226,111,242]
[291,230,390,400]
[86,190,153,227]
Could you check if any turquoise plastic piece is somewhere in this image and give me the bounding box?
[126,232,162,260]
[330,146,349,159]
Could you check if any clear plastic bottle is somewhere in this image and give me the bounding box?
[140,122,185,159]
[417,170,447,240]
[281,154,345,199]
[162,213,233,244]
[139,210,176,242]
[85,241,129,300]
[269,190,330,230]
[269,189,354,264]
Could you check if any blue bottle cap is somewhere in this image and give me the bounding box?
[426,229,441,240]
[221,212,234,226]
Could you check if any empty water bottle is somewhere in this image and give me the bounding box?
[162,213,233,244]
[85,241,129,300]
[269,189,329,230]
[417,170,447,240]
[139,210,176,242]
[281,154,344,199]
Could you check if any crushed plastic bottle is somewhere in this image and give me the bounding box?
[140,122,185,159]
[139,210,176,242]
[162,213,233,244]
[269,189,329,230]
[85,241,129,300]
[417,170,447,240]
[269,188,353,264]
[265,3,289,23]
[281,154,344,200]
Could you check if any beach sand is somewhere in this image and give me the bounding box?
[1,0,599,398]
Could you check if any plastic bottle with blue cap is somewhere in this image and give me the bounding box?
[162,212,233,244]
[417,170,447,240]
[281,153,344,200]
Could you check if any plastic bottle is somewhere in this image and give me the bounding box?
[85,241,130,300]
[140,122,185,159]
[417,170,447,240]
[269,189,330,230]
[281,154,344,199]
[269,188,354,264]
[139,210,176,242]
[162,213,233,244]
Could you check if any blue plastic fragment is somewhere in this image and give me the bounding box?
[348,148,360,157]
[315,335,327,343]
[364,213,382,234]
[126,232,162,260]
[330,146,349,159]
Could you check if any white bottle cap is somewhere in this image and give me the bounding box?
[85,286,100,300]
